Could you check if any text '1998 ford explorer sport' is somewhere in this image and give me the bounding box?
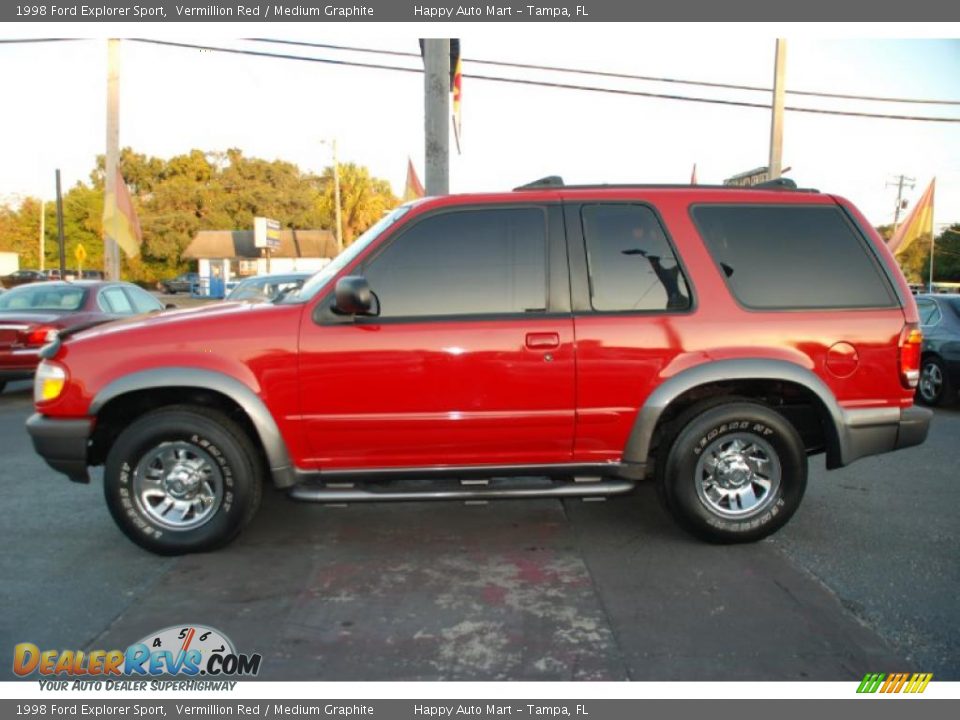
[27,178,932,554]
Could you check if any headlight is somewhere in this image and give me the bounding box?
[34,362,67,403]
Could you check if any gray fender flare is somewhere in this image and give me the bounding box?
[622,358,847,469]
[90,368,295,488]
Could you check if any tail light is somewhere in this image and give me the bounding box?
[20,325,59,347]
[899,324,923,389]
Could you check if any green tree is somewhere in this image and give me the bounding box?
[2,148,397,282]
[318,162,399,246]
[879,222,960,285]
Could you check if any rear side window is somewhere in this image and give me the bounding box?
[125,286,164,313]
[581,204,691,312]
[916,299,942,326]
[99,287,134,314]
[362,207,547,318]
[692,205,896,310]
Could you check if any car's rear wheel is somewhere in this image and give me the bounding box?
[918,356,953,407]
[103,406,263,555]
[657,401,807,543]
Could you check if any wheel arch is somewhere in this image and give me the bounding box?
[89,368,295,487]
[623,358,847,473]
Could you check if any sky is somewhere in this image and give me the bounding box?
[1,24,958,229]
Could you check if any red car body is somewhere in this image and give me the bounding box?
[25,183,932,552]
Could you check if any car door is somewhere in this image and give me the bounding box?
[297,204,575,471]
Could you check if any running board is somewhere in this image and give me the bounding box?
[288,477,636,503]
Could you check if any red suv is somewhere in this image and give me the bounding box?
[27,179,932,554]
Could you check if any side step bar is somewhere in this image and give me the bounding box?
[289,477,636,503]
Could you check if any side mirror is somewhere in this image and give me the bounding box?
[165,303,177,310]
[334,276,378,316]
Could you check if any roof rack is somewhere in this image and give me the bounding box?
[513,176,814,192]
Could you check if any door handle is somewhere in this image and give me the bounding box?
[526,332,560,350]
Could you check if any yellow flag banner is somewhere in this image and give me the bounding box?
[403,157,425,201]
[102,168,142,258]
[887,178,935,256]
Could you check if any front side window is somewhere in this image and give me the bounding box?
[362,207,548,318]
[693,205,897,310]
[581,204,690,312]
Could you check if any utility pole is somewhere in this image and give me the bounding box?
[332,139,343,253]
[768,39,787,180]
[423,38,450,195]
[886,174,916,232]
[39,200,45,271]
[928,179,938,293]
[320,138,343,253]
[104,38,121,280]
[55,170,65,276]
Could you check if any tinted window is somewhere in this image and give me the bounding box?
[99,287,134,314]
[693,205,896,309]
[581,204,690,312]
[362,208,547,318]
[916,299,940,326]
[125,286,163,313]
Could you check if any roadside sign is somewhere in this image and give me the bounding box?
[254,217,282,250]
[724,166,771,187]
[74,243,87,271]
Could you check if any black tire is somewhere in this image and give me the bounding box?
[104,406,263,555]
[917,356,954,407]
[657,401,807,544]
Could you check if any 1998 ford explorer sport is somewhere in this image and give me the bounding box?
[27,178,932,554]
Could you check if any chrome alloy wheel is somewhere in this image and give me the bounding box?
[919,362,943,403]
[132,441,223,531]
[694,434,781,519]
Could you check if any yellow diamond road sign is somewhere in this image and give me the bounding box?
[74,244,87,264]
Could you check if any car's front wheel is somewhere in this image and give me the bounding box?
[103,406,263,555]
[917,356,954,407]
[657,401,807,543]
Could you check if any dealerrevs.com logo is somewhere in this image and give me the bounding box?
[13,625,261,688]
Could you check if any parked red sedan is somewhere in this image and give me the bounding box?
[0,281,165,393]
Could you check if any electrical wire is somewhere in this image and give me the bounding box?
[0,38,84,44]
[131,38,960,124]
[246,37,960,107]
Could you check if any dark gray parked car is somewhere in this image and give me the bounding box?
[159,272,199,294]
[915,293,960,406]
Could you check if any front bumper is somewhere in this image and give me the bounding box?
[26,413,92,483]
[839,405,933,466]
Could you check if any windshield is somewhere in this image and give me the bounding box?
[230,275,308,302]
[292,205,412,302]
[0,284,87,312]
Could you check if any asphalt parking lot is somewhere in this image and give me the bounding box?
[1,380,956,681]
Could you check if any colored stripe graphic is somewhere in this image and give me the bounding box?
[858,672,932,694]
[857,673,885,693]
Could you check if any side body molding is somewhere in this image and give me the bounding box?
[89,368,296,488]
[622,358,848,470]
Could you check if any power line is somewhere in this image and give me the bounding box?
[0,38,84,44]
[131,39,960,124]
[247,38,960,107]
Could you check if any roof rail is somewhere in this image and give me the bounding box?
[512,177,816,193]
[513,176,565,190]
[752,177,797,190]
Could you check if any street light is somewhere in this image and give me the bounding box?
[320,139,343,254]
